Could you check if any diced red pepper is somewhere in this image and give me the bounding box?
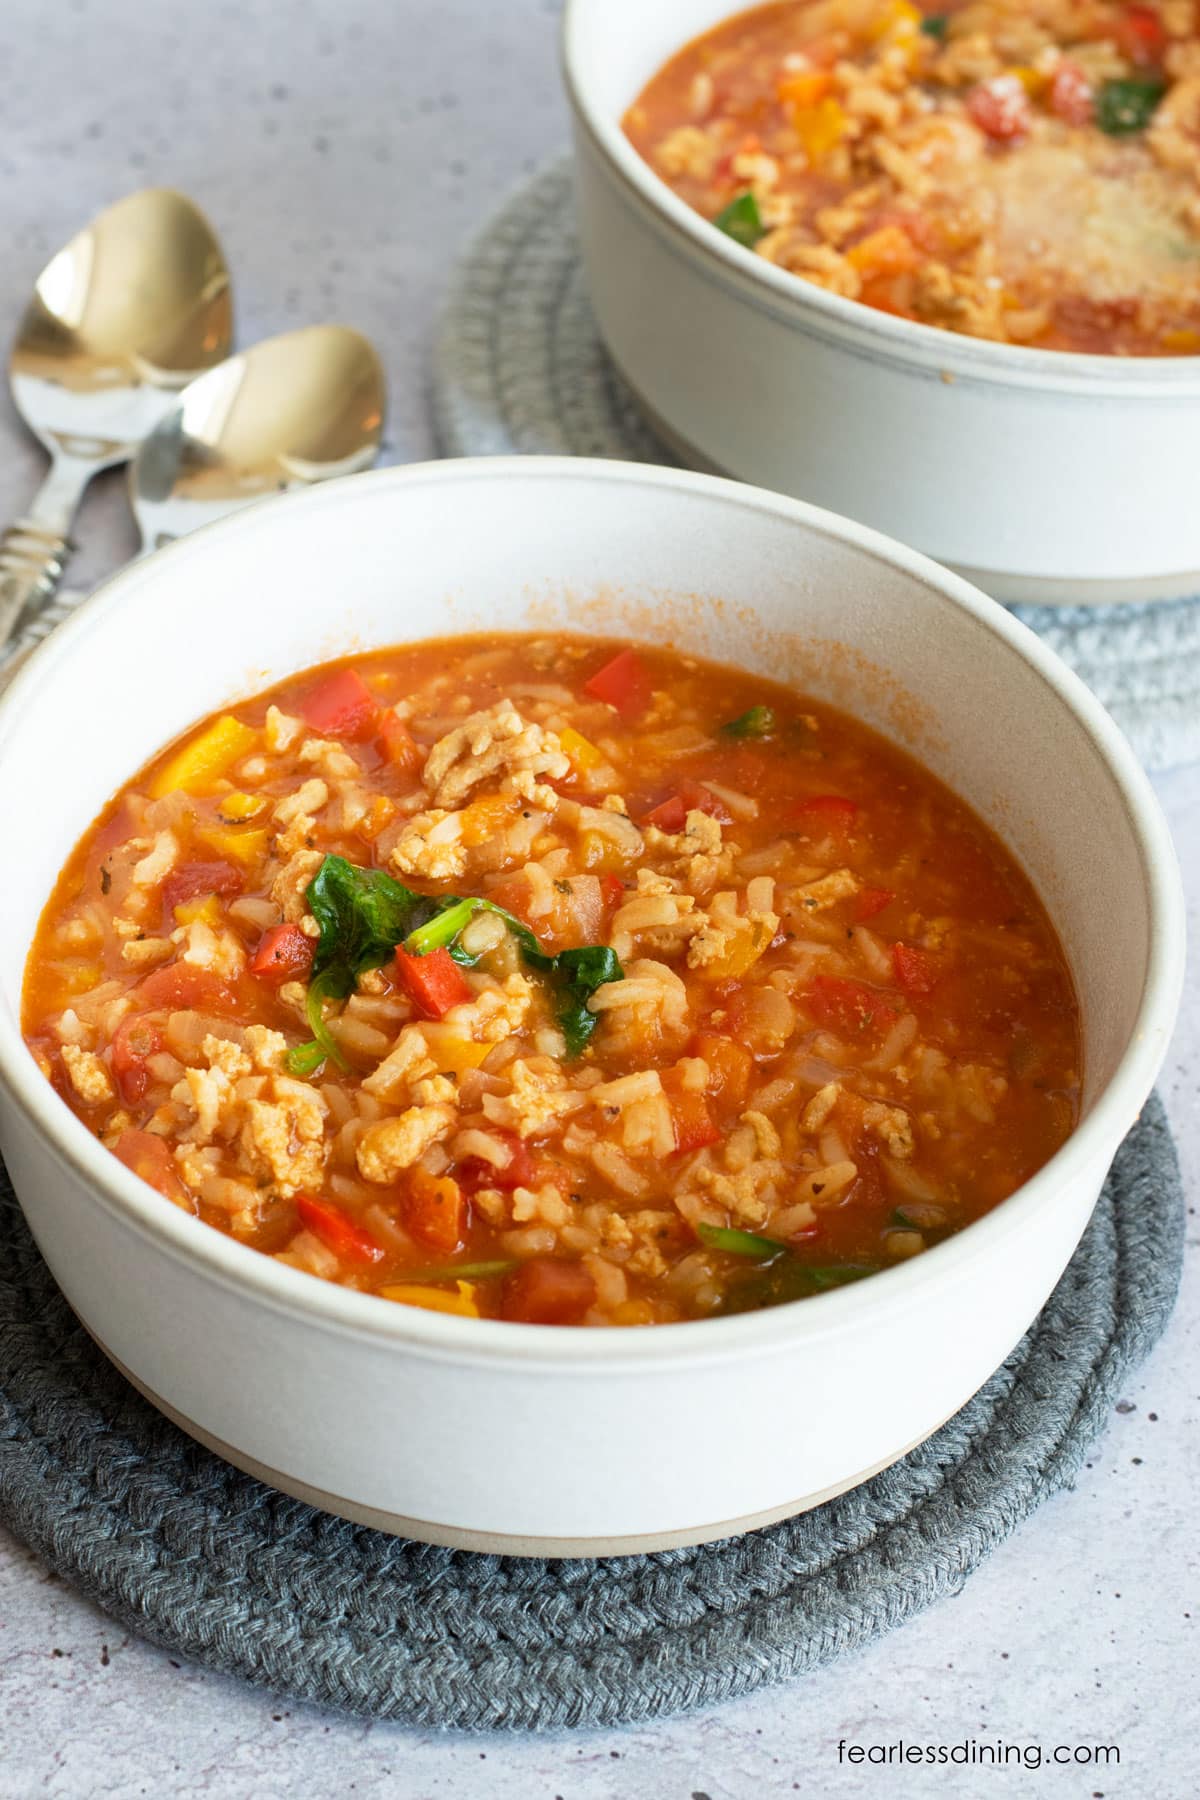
[455,1128,534,1195]
[403,1171,466,1255]
[159,859,243,926]
[300,667,379,741]
[393,946,472,1020]
[501,1258,596,1324]
[892,942,938,996]
[854,886,895,923]
[136,963,239,1014]
[808,975,898,1037]
[1050,61,1093,125]
[377,710,423,774]
[249,922,316,986]
[968,74,1031,141]
[582,648,652,719]
[295,1193,385,1264]
[112,1128,188,1204]
[663,1067,722,1155]
[110,1014,164,1105]
[1116,4,1166,66]
[792,794,860,837]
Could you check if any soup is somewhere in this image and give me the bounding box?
[624,0,1200,355]
[23,633,1081,1325]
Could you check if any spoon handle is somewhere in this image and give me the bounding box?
[0,518,71,645]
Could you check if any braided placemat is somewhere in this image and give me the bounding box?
[432,155,1200,773]
[0,1097,1182,1730]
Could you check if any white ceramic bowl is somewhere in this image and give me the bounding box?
[563,0,1200,606]
[0,460,1183,1555]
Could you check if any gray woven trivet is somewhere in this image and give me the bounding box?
[0,1098,1183,1730]
[433,155,1200,773]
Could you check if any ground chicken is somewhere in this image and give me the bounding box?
[241,1079,330,1197]
[421,699,569,810]
[356,1104,456,1183]
[61,1045,113,1106]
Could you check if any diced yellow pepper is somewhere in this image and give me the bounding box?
[578,829,630,875]
[55,960,103,997]
[173,894,221,928]
[794,96,846,165]
[420,1025,494,1075]
[867,0,921,43]
[702,922,774,982]
[460,794,520,848]
[380,1280,480,1319]
[149,715,258,799]
[1011,64,1048,96]
[195,825,269,869]
[217,791,268,823]
[558,726,604,776]
[1162,328,1200,352]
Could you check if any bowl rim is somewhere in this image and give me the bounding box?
[0,456,1184,1372]
[560,0,1200,394]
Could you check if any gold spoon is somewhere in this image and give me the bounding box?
[0,325,386,690]
[130,324,386,552]
[0,188,232,639]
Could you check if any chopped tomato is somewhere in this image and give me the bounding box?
[249,923,316,986]
[892,942,938,996]
[792,794,860,837]
[393,947,471,1019]
[1116,5,1166,66]
[136,963,239,1014]
[642,792,687,832]
[160,859,243,925]
[377,711,423,774]
[403,1171,466,1255]
[690,1031,753,1115]
[300,667,379,740]
[582,648,652,719]
[501,1258,596,1324]
[1049,61,1093,125]
[295,1194,385,1264]
[112,1128,187,1204]
[855,886,895,922]
[455,1128,534,1194]
[808,974,898,1037]
[968,74,1031,141]
[642,780,730,832]
[110,1014,163,1105]
[663,1067,722,1155]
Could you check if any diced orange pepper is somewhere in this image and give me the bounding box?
[460,794,519,848]
[699,920,775,982]
[404,1169,466,1255]
[794,95,845,163]
[777,70,832,110]
[420,1025,494,1075]
[356,794,398,843]
[195,824,269,870]
[847,225,921,279]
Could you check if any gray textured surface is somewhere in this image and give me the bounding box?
[433,155,1200,773]
[0,1102,1181,1731]
[0,1,1196,1794]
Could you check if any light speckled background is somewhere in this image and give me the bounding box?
[0,3,1196,1796]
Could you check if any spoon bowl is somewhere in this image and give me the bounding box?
[131,325,386,550]
[0,189,232,637]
